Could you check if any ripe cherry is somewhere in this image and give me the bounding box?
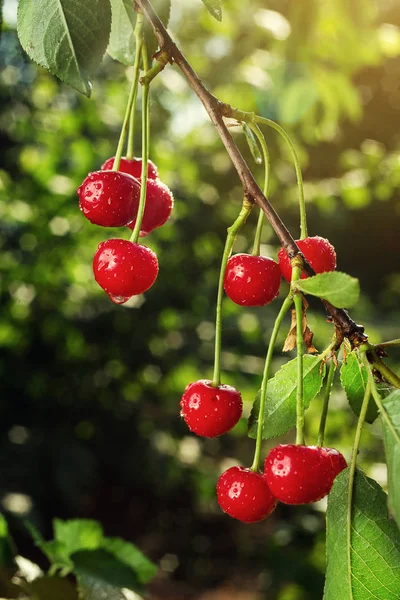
[77,171,141,227]
[217,466,277,523]
[93,239,158,303]
[127,179,174,237]
[278,236,336,282]
[264,444,346,505]
[180,380,242,438]
[224,254,281,306]
[101,156,159,180]
[325,447,348,479]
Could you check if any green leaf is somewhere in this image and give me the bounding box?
[53,519,103,556]
[248,355,325,439]
[17,0,112,96]
[73,549,143,592]
[103,537,157,584]
[143,0,171,57]
[340,352,378,423]
[294,271,360,308]
[324,469,400,599]
[201,0,222,21]
[381,389,400,530]
[0,514,15,568]
[242,123,262,165]
[108,0,137,65]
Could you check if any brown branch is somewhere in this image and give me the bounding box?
[135,0,367,348]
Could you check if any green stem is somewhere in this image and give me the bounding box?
[212,200,253,387]
[346,364,372,600]
[250,294,293,471]
[231,109,307,240]
[246,123,270,256]
[362,353,400,444]
[317,354,338,447]
[130,43,150,244]
[376,338,400,348]
[113,14,144,169]
[292,268,305,445]
[368,345,400,388]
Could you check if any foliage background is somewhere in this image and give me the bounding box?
[1,0,400,598]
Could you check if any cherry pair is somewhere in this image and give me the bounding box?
[216,445,347,523]
[77,157,173,304]
[224,236,336,307]
[78,156,173,235]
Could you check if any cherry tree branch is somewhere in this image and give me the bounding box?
[135,0,367,347]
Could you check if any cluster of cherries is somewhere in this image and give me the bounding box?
[180,236,346,522]
[77,157,173,304]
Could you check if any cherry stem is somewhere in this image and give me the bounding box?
[293,280,305,445]
[130,43,150,244]
[317,354,338,447]
[346,357,372,588]
[113,13,144,170]
[368,344,400,388]
[212,200,253,388]
[232,111,307,241]
[250,294,293,472]
[361,352,400,444]
[376,338,400,348]
[246,122,270,257]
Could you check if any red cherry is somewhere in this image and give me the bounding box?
[264,444,343,505]
[217,466,277,523]
[180,380,242,438]
[278,236,336,282]
[93,239,158,303]
[224,254,281,306]
[325,447,347,479]
[101,156,159,180]
[77,171,141,227]
[127,179,174,237]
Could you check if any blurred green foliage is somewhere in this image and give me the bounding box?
[1,0,400,598]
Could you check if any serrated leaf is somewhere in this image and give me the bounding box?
[108,0,137,65]
[294,272,360,308]
[17,0,111,96]
[248,355,325,439]
[201,0,222,21]
[324,469,400,599]
[380,389,400,530]
[340,352,378,423]
[242,123,262,165]
[143,0,171,57]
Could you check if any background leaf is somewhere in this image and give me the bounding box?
[324,469,400,599]
[295,272,360,308]
[17,0,111,96]
[242,123,262,164]
[340,351,378,423]
[381,389,400,530]
[201,0,222,22]
[73,549,143,592]
[248,355,325,439]
[27,519,156,587]
[108,0,137,65]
